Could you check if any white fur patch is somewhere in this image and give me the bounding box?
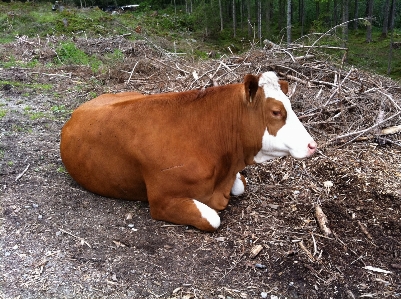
[193,199,221,229]
[231,172,245,196]
[255,72,315,161]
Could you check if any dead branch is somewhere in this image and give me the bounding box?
[125,61,139,86]
[305,18,368,57]
[328,111,401,144]
[314,205,332,236]
[15,164,30,181]
[357,221,373,240]
[298,241,315,261]
[59,228,91,248]
[288,45,348,51]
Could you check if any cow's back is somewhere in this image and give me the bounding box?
[60,92,148,200]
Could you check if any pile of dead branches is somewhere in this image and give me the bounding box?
[2,34,400,147]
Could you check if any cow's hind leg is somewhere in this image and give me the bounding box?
[231,172,246,196]
[149,197,221,232]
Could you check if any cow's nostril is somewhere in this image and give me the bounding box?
[308,141,317,150]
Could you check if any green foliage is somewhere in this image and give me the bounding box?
[1,56,39,68]
[51,105,72,116]
[55,42,101,71]
[104,49,124,63]
[56,42,88,64]
[29,112,46,120]
[89,91,98,99]
[0,81,53,93]
[57,166,68,174]
[0,109,7,119]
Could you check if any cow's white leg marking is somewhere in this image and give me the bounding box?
[193,199,221,229]
[231,172,245,196]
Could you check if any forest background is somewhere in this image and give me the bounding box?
[0,0,400,79]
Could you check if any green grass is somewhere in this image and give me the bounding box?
[55,41,101,71]
[29,111,46,120]
[347,29,401,80]
[23,106,46,120]
[0,80,53,93]
[57,166,68,174]
[51,105,72,116]
[0,109,7,119]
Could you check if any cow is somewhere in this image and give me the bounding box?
[60,72,316,231]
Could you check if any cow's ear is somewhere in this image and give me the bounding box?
[278,80,289,95]
[244,74,259,103]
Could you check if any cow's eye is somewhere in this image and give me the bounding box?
[272,110,281,117]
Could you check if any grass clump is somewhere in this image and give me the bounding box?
[55,42,101,71]
[0,109,7,119]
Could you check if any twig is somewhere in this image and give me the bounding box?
[148,57,190,75]
[322,67,354,107]
[305,18,368,57]
[287,45,348,51]
[125,61,139,86]
[35,72,73,78]
[15,164,30,181]
[299,241,315,261]
[377,90,401,110]
[294,54,315,60]
[218,253,245,282]
[311,233,317,256]
[328,110,401,143]
[357,221,373,240]
[59,228,91,248]
[315,204,332,236]
[280,49,296,62]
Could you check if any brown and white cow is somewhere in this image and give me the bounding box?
[60,72,316,231]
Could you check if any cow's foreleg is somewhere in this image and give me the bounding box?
[149,198,221,232]
[230,172,246,196]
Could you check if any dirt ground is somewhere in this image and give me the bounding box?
[1,36,401,299]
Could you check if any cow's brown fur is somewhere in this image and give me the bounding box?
[60,74,287,231]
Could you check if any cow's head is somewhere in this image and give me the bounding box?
[248,72,317,162]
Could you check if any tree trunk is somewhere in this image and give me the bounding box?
[382,0,390,37]
[287,0,291,45]
[333,0,338,25]
[387,0,396,74]
[278,0,285,31]
[240,0,243,32]
[266,0,272,36]
[299,0,305,36]
[353,0,359,29]
[204,0,208,37]
[388,0,396,30]
[366,0,373,43]
[247,0,252,37]
[258,0,262,46]
[219,0,223,31]
[233,0,237,37]
[342,0,349,45]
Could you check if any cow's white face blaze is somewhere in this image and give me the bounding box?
[254,72,317,163]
